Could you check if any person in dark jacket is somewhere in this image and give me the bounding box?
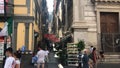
[82,49,89,68]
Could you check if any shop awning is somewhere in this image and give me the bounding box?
[0,36,10,42]
[44,34,60,43]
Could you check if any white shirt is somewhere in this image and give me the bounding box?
[4,57,15,68]
[90,47,93,53]
[15,60,20,68]
[16,60,20,65]
[45,50,49,56]
[37,50,46,63]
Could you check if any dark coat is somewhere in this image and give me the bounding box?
[82,54,89,68]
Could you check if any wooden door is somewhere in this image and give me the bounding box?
[100,12,119,52]
[100,12,119,33]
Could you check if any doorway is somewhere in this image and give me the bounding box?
[100,12,120,52]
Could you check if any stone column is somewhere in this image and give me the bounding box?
[73,0,88,43]
[79,0,85,21]
[12,22,18,52]
[25,23,30,50]
[73,0,85,22]
[73,0,80,22]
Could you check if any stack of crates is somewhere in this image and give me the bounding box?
[67,43,79,66]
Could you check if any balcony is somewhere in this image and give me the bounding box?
[6,6,13,16]
[0,0,13,16]
[6,0,13,5]
[100,33,120,52]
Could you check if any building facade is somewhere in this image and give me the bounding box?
[34,0,49,49]
[53,0,120,53]
[72,0,97,48]
[73,0,120,53]
[53,0,73,39]
[0,0,49,52]
[13,0,34,51]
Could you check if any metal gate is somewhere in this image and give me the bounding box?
[101,33,120,52]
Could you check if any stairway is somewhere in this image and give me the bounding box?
[47,52,59,68]
[67,43,78,66]
[97,55,120,68]
[99,55,120,63]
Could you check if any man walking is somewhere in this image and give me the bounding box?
[36,47,46,68]
[82,49,89,68]
[4,47,15,68]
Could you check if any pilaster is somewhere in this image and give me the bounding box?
[25,23,30,50]
[12,22,18,52]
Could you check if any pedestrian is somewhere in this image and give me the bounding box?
[36,46,46,68]
[99,50,105,62]
[77,49,82,68]
[16,49,22,61]
[13,52,21,68]
[4,47,16,68]
[88,47,98,68]
[92,47,97,68]
[32,53,38,66]
[90,46,94,53]
[45,48,49,62]
[82,49,89,68]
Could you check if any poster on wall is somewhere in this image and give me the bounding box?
[0,42,11,60]
[0,36,11,60]
[0,0,4,14]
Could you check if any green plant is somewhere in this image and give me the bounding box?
[77,40,85,51]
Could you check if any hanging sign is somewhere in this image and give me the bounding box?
[0,0,4,14]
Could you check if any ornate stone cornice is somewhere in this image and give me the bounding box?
[72,21,88,29]
[95,0,120,9]
[95,0,120,2]
[14,16,34,23]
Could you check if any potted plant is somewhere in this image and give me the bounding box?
[77,40,85,51]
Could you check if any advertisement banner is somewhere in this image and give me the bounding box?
[0,42,11,60]
[0,0,4,14]
[0,36,11,60]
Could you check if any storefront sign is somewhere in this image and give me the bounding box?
[0,0,4,14]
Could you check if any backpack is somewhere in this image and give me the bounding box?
[88,53,94,60]
[32,56,38,63]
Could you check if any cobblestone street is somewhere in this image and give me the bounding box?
[0,52,59,68]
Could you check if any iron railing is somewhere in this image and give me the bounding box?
[100,33,120,52]
[95,0,120,2]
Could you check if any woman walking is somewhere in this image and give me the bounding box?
[13,52,21,68]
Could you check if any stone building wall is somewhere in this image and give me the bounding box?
[73,0,97,48]
[84,0,97,47]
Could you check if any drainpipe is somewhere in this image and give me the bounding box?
[65,0,68,32]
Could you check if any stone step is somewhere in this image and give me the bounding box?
[103,59,120,62]
[105,55,120,59]
[99,55,120,63]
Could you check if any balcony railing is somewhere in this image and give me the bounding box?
[6,0,13,5]
[100,33,120,53]
[0,0,13,16]
[95,0,120,2]
[6,6,13,15]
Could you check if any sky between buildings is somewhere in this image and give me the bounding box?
[47,0,54,13]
